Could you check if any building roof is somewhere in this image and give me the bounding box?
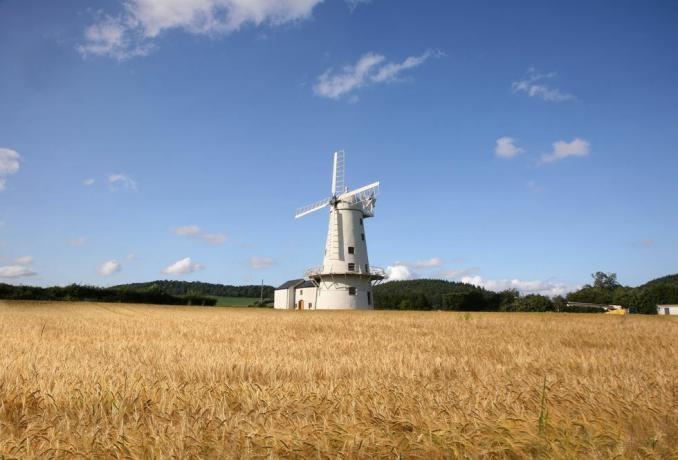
[277,279,304,290]
[296,280,316,289]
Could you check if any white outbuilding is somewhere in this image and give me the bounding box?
[657,305,678,315]
[274,279,318,310]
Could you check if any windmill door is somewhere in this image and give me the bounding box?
[298,300,304,310]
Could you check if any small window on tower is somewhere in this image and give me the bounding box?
[348,287,356,295]
[360,218,363,226]
[348,263,355,271]
[367,292,372,305]
[348,246,355,254]
[361,233,365,241]
[299,290,303,295]
[365,264,369,272]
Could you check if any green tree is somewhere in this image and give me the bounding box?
[592,272,620,290]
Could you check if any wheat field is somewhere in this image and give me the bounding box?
[0,301,676,458]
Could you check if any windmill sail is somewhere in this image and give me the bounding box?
[331,150,345,196]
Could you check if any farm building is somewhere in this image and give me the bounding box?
[657,305,678,315]
[274,279,318,310]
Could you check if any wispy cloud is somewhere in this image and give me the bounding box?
[439,267,479,279]
[346,0,371,12]
[98,259,121,276]
[14,256,33,265]
[461,275,573,297]
[540,138,590,164]
[174,225,201,236]
[394,257,444,269]
[0,265,36,278]
[69,236,87,247]
[83,178,96,186]
[199,233,226,245]
[78,0,327,60]
[0,148,20,191]
[495,137,525,158]
[250,256,275,269]
[108,173,137,191]
[173,225,226,245]
[314,50,442,100]
[527,180,543,193]
[163,257,203,275]
[512,68,575,102]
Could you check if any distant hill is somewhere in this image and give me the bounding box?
[373,278,509,311]
[640,273,678,289]
[113,280,275,299]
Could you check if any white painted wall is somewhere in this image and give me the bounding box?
[322,203,370,275]
[657,305,678,315]
[295,287,318,309]
[316,276,373,310]
[274,289,289,309]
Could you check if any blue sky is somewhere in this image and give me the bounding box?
[1,0,677,295]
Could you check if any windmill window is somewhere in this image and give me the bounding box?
[367,292,372,305]
[361,233,365,241]
[348,287,356,295]
[360,219,363,226]
[365,264,369,272]
[348,246,355,254]
[299,290,303,295]
[348,263,356,271]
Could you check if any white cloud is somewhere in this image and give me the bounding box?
[0,265,36,278]
[512,68,575,102]
[163,256,204,275]
[127,252,137,260]
[83,178,96,186]
[14,256,33,265]
[0,148,20,174]
[495,137,524,158]
[461,275,573,297]
[108,173,137,191]
[314,50,441,100]
[69,236,87,247]
[540,138,590,164]
[0,148,20,191]
[412,257,443,269]
[79,0,326,60]
[392,257,443,269]
[98,259,121,276]
[173,225,226,245]
[250,256,275,269]
[385,264,417,281]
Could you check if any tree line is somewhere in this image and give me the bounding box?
[374,272,678,314]
[113,280,274,298]
[0,283,217,306]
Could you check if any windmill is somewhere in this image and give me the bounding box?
[295,151,384,309]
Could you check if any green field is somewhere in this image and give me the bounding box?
[212,296,259,306]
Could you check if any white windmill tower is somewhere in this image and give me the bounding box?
[295,151,384,309]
